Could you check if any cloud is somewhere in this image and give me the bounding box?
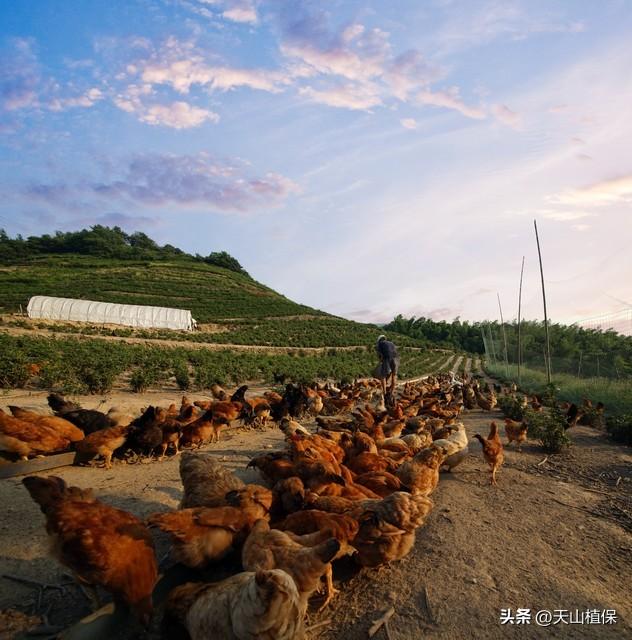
[299,83,381,110]
[139,101,219,128]
[196,0,259,24]
[0,38,40,111]
[276,6,475,117]
[113,82,219,128]
[434,2,585,53]
[25,152,299,213]
[400,118,418,130]
[131,37,286,95]
[548,175,632,207]
[491,103,523,129]
[47,88,104,112]
[417,87,485,119]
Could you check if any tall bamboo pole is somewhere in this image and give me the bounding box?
[497,292,509,378]
[517,256,525,384]
[534,220,552,384]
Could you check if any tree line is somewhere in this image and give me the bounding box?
[0,226,250,277]
[385,315,632,378]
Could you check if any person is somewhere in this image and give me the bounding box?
[375,335,399,397]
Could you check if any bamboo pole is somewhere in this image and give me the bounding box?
[517,256,524,384]
[497,292,509,378]
[534,220,552,384]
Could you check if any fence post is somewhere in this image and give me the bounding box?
[517,256,524,385]
[534,220,552,384]
[497,293,509,378]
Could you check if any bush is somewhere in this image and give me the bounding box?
[0,355,30,388]
[497,395,525,421]
[605,415,632,446]
[173,361,190,390]
[130,367,160,393]
[524,407,570,453]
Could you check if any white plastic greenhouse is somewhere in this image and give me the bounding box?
[26,296,195,331]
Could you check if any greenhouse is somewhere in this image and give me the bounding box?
[27,296,195,331]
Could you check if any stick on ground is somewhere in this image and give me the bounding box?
[368,607,395,638]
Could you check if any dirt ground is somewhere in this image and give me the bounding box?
[0,390,631,639]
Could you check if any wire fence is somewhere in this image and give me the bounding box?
[481,327,630,381]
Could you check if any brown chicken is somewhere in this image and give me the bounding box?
[243,519,341,613]
[180,411,227,447]
[8,406,85,443]
[74,424,130,469]
[179,452,245,509]
[474,422,504,485]
[0,410,71,458]
[147,502,270,568]
[395,444,447,496]
[354,471,402,497]
[351,492,434,567]
[164,569,304,640]
[504,418,528,450]
[23,476,157,626]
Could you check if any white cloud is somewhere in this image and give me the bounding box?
[400,118,418,130]
[548,175,632,207]
[299,84,382,110]
[132,37,286,95]
[417,87,486,119]
[140,101,219,128]
[114,83,218,128]
[491,103,523,129]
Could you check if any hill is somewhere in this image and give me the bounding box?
[0,226,424,350]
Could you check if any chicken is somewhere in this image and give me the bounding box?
[279,417,310,437]
[47,393,114,434]
[396,444,447,496]
[181,411,227,447]
[248,451,296,484]
[272,477,306,516]
[354,471,402,497]
[433,422,469,472]
[22,476,157,626]
[147,505,266,568]
[0,410,71,458]
[242,519,341,613]
[473,422,504,485]
[346,451,397,475]
[74,423,130,469]
[179,452,245,509]
[164,570,304,640]
[352,492,434,567]
[8,406,85,443]
[504,418,528,450]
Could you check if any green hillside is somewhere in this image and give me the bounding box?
[0,227,424,349]
[0,255,320,321]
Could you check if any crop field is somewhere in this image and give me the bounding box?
[0,333,445,394]
[0,256,322,321]
[0,316,424,349]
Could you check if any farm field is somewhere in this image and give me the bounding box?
[0,391,630,639]
[486,362,632,417]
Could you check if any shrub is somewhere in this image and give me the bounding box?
[173,361,190,390]
[130,367,160,393]
[524,407,570,453]
[0,355,30,388]
[605,415,632,446]
[497,395,525,421]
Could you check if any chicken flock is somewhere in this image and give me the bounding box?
[12,373,590,638]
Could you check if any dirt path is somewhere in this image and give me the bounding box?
[1,400,630,639]
[319,411,632,640]
[464,357,472,374]
[449,355,463,373]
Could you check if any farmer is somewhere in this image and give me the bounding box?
[375,335,399,397]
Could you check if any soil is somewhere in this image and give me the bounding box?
[0,391,630,639]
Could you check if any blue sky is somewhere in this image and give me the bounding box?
[2,0,632,325]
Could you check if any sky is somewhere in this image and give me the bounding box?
[1,0,632,327]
